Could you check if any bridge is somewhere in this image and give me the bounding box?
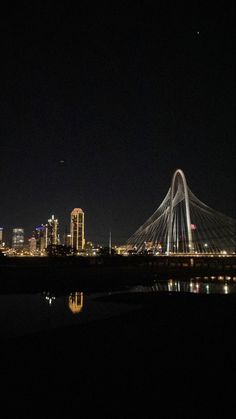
[127,169,236,255]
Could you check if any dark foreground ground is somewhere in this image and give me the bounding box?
[0,257,235,416]
[0,287,235,417]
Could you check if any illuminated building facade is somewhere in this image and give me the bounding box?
[35,225,47,252]
[63,233,71,247]
[12,228,24,249]
[28,236,37,254]
[47,215,59,246]
[0,228,3,245]
[70,208,85,251]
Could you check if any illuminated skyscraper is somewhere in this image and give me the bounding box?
[12,228,24,249]
[47,215,59,246]
[0,228,3,245]
[35,225,47,252]
[70,208,85,251]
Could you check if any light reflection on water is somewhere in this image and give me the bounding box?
[0,278,235,339]
[0,290,137,339]
[68,292,84,313]
[130,279,236,295]
[42,291,84,312]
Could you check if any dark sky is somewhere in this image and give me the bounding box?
[0,2,235,245]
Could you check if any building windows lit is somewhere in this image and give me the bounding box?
[0,227,3,246]
[12,228,24,249]
[47,215,59,246]
[70,208,85,252]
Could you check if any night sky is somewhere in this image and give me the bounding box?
[0,3,235,245]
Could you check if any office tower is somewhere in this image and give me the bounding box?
[62,226,71,247]
[70,208,85,251]
[47,215,59,246]
[63,232,71,247]
[35,225,47,252]
[28,236,37,254]
[12,228,24,249]
[0,227,3,245]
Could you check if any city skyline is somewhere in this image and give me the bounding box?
[1,164,235,252]
[1,208,87,249]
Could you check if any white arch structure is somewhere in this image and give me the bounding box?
[166,169,192,254]
[127,169,236,254]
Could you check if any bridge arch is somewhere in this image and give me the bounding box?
[127,168,236,254]
[166,169,193,254]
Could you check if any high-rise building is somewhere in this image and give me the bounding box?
[12,228,24,249]
[47,215,59,246]
[63,232,71,247]
[35,225,47,252]
[28,236,37,254]
[0,227,3,245]
[70,208,85,251]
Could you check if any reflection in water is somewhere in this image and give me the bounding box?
[139,278,236,294]
[68,292,84,314]
[165,276,236,294]
[43,291,56,305]
[224,284,229,294]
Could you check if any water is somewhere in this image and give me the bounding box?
[0,291,139,339]
[135,277,236,294]
[0,276,235,339]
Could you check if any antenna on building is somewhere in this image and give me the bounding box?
[109,230,112,255]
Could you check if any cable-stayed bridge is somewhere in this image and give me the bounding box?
[127,169,236,255]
